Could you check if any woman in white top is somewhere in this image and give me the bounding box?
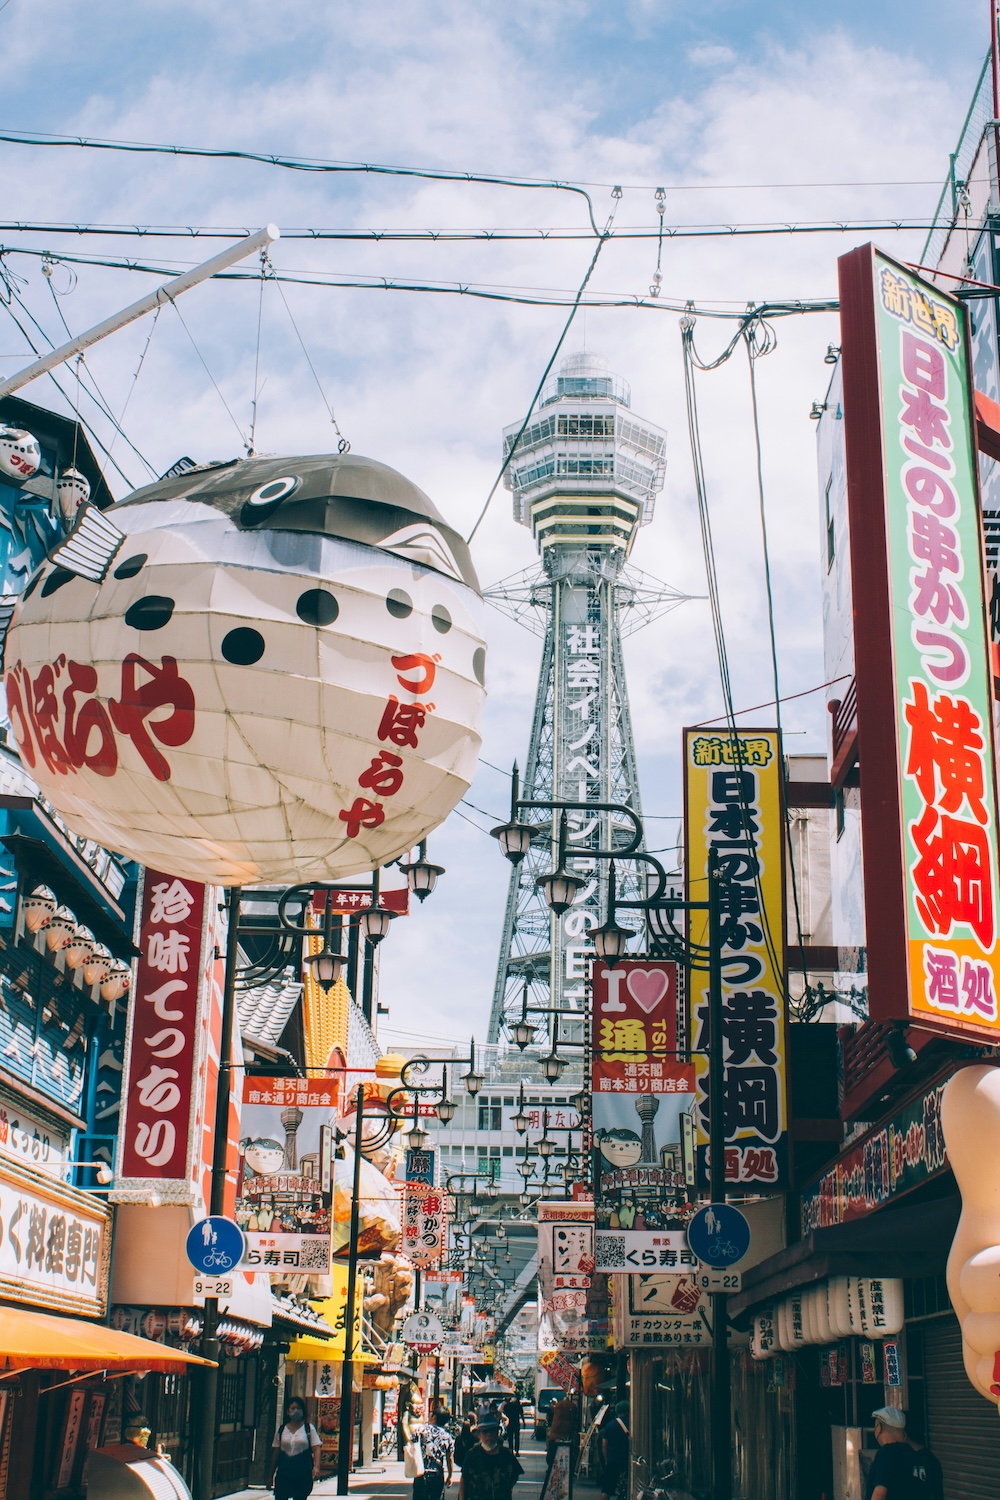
[269,1397,322,1500]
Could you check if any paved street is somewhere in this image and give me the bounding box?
[229,1438,599,1500]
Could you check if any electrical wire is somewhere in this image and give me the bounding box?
[247,249,267,455]
[267,263,349,451]
[0,130,949,196]
[168,296,248,447]
[0,218,945,243]
[0,244,842,319]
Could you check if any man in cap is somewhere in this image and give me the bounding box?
[865,1408,938,1500]
[458,1413,523,1500]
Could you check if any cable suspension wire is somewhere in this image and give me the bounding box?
[744,321,812,1019]
[680,312,786,993]
[466,225,612,544]
[267,264,349,451]
[0,131,950,195]
[0,218,944,242]
[0,244,842,318]
[247,249,267,455]
[0,130,602,237]
[168,296,248,447]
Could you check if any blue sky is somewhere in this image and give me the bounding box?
[0,0,993,1044]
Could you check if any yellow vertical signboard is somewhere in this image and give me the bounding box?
[684,729,788,1189]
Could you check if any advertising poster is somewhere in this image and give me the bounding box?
[840,245,1000,1040]
[537,1202,608,1353]
[684,728,789,1188]
[237,1076,336,1274]
[401,1185,448,1267]
[613,1273,712,1347]
[591,960,694,1271]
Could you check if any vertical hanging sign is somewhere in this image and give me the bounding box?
[118,871,208,1189]
[839,244,1000,1039]
[684,728,788,1188]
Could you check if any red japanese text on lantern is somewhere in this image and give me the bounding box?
[338,654,439,840]
[5,655,196,783]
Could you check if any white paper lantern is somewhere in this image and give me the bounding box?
[4,453,487,885]
[0,427,40,483]
[801,1286,822,1345]
[812,1282,834,1345]
[56,467,91,527]
[750,1305,777,1360]
[775,1299,792,1352]
[826,1276,853,1340]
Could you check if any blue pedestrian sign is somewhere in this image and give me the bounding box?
[186,1216,246,1274]
[687,1203,751,1269]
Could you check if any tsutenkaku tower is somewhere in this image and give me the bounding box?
[486,352,673,1045]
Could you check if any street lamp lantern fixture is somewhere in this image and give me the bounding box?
[592,860,632,965]
[518,1190,534,1208]
[536,1112,555,1158]
[536,810,585,915]
[463,1036,484,1097]
[510,979,535,1051]
[407,1123,430,1152]
[304,943,344,992]
[512,1083,530,1134]
[360,903,394,946]
[484,1175,500,1199]
[491,763,536,866]
[543,1049,566,1084]
[399,840,444,903]
[517,1157,535,1181]
[436,1094,456,1124]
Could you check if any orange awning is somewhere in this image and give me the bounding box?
[0,1305,217,1372]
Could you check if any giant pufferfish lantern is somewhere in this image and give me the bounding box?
[2,453,487,885]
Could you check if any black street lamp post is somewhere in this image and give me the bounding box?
[492,777,734,1500]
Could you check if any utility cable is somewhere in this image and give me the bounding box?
[247,249,267,455]
[268,264,349,451]
[466,212,617,544]
[0,130,601,237]
[744,322,811,1020]
[168,296,248,448]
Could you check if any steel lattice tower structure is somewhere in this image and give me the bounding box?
[486,352,682,1045]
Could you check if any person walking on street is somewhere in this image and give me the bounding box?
[418,1406,456,1500]
[268,1398,321,1500]
[543,1393,579,1493]
[459,1415,524,1500]
[455,1414,476,1469]
[599,1404,629,1500]
[501,1396,523,1455]
[866,1408,938,1499]
[906,1429,943,1500]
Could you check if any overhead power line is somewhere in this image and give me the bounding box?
[0,218,944,243]
[0,130,946,195]
[0,244,840,319]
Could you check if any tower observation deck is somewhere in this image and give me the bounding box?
[486,353,670,1046]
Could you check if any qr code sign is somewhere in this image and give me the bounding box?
[299,1240,332,1270]
[595,1236,625,1269]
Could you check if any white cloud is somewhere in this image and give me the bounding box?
[0,5,977,1038]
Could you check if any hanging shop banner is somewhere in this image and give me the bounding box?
[537,1202,608,1353]
[0,1155,111,1316]
[539,1349,581,1392]
[237,1076,336,1275]
[684,728,789,1189]
[401,1185,448,1267]
[118,871,209,1190]
[839,244,1000,1040]
[613,1273,712,1348]
[801,1073,948,1232]
[592,958,695,1269]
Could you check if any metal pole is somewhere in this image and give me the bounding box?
[707,848,731,1500]
[0,225,279,398]
[196,884,243,1500]
[337,1085,366,1495]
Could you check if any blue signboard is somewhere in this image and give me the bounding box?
[185,1216,246,1274]
[687,1203,750,1268]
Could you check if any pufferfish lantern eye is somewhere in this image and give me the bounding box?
[240,475,299,527]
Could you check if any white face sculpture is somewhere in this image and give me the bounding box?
[3,453,486,885]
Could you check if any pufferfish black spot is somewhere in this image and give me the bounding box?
[114,553,148,580]
[386,589,413,619]
[222,627,265,665]
[296,589,339,627]
[473,647,486,686]
[125,596,175,631]
[41,568,75,598]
